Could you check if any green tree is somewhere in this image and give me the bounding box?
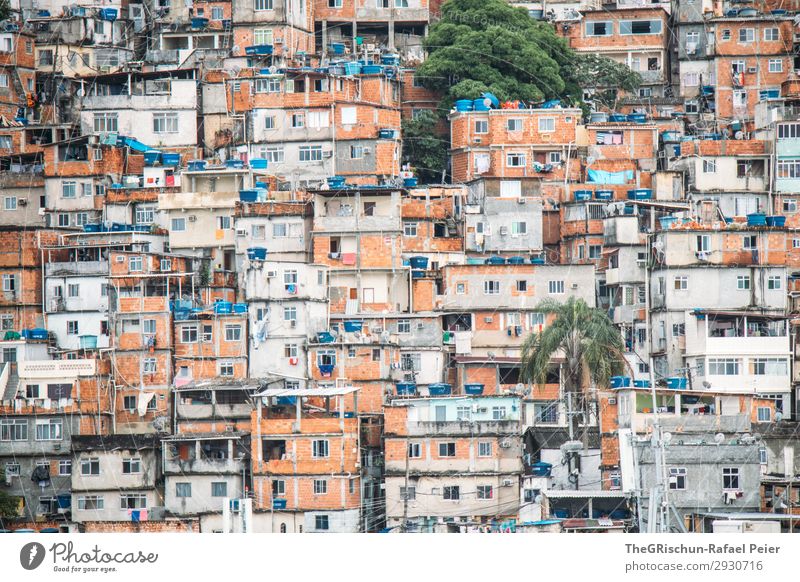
[401,111,449,184]
[520,297,626,444]
[565,53,643,110]
[417,0,579,109]
[0,0,11,23]
[0,466,20,525]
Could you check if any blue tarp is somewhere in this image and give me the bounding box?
[587,169,634,184]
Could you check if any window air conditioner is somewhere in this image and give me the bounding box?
[266,270,277,278]
[188,215,197,222]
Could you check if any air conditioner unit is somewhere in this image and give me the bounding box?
[17,198,26,206]
[266,270,277,278]
[362,147,371,154]
[115,256,125,263]
[235,228,246,237]
[499,226,508,236]
[517,198,526,204]
[474,137,482,144]
[747,67,757,74]
[290,320,297,328]
[502,478,514,487]
[500,440,512,449]
[322,151,333,158]
[188,215,197,222]
[571,283,579,289]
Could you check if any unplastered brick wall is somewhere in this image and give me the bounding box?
[83,520,200,533]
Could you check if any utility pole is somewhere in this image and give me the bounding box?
[401,439,409,532]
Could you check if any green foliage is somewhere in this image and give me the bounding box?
[0,467,19,521]
[0,0,11,24]
[401,111,449,184]
[417,0,579,108]
[520,297,626,393]
[566,53,643,110]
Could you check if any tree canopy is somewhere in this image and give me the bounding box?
[520,297,626,393]
[401,111,449,184]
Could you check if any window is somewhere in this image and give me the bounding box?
[0,419,27,441]
[58,460,71,475]
[702,159,717,173]
[181,325,198,343]
[176,483,192,497]
[299,146,323,162]
[2,196,14,210]
[254,78,280,93]
[211,482,227,497]
[254,0,273,9]
[253,28,273,46]
[284,344,298,358]
[397,319,411,334]
[312,439,329,458]
[778,159,800,179]
[478,442,492,457]
[760,448,768,465]
[129,256,143,272]
[737,275,751,290]
[538,117,555,132]
[516,280,527,292]
[62,181,76,199]
[672,323,685,337]
[211,6,223,19]
[696,235,710,252]
[738,28,754,43]
[313,479,327,494]
[135,205,155,225]
[768,275,782,290]
[511,221,527,236]
[769,59,783,73]
[400,353,421,371]
[80,458,100,475]
[506,153,525,168]
[121,457,141,475]
[400,486,416,501]
[722,467,740,490]
[77,496,104,510]
[548,280,565,294]
[456,405,471,421]
[742,235,757,251]
[272,479,286,496]
[217,216,232,230]
[67,320,79,335]
[262,146,284,164]
[619,20,662,35]
[349,145,364,159]
[403,222,417,237]
[765,28,780,41]
[443,486,460,500]
[315,515,329,530]
[456,283,466,295]
[506,119,522,132]
[153,112,179,134]
[708,358,740,375]
[123,395,136,411]
[408,443,421,458]
[484,280,500,295]
[219,361,234,377]
[783,198,797,212]
[225,324,242,342]
[142,358,156,374]
[492,406,507,420]
[1,274,15,292]
[534,402,559,424]
[35,418,62,441]
[751,358,788,376]
[585,21,611,36]
[757,407,772,422]
[589,245,602,259]
[438,442,456,457]
[171,217,186,232]
[673,276,688,290]
[93,113,118,133]
[474,119,488,134]
[477,485,493,500]
[669,467,686,490]
[120,494,147,509]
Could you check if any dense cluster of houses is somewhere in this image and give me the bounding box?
[2,0,800,534]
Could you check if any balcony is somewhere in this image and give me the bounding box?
[405,420,520,437]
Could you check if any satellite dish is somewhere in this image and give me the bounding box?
[714,433,725,444]
[663,432,673,444]
[702,380,712,389]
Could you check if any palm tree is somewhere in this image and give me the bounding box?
[520,297,627,445]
